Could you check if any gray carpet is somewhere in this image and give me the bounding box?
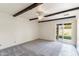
[0,39,77,56]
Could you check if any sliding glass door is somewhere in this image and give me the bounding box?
[56,23,72,41]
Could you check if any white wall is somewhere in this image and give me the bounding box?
[0,12,39,50]
[15,17,39,44]
[39,21,56,41]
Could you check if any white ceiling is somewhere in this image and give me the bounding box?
[0,3,32,15]
[0,3,79,19]
[41,3,79,14]
[18,3,79,19]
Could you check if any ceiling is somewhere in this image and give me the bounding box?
[0,3,79,19]
[0,3,32,15]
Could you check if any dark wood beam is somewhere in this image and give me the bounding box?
[45,7,79,17]
[13,3,43,17]
[38,16,76,23]
[30,7,79,21]
[30,18,38,20]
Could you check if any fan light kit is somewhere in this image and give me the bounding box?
[36,5,45,20]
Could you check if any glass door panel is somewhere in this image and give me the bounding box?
[56,24,63,40]
[63,23,72,40]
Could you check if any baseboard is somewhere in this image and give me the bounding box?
[38,38,55,42]
[0,38,38,50]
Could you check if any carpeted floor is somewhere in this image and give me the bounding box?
[0,39,78,56]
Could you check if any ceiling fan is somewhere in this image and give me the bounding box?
[36,5,46,20]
